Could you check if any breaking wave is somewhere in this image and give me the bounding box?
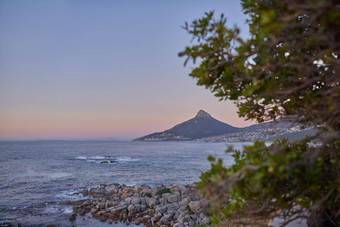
[75,156,140,164]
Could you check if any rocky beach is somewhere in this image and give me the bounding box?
[61,183,210,227]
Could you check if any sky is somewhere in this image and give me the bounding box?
[0,0,250,140]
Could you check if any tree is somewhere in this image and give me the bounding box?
[179,0,340,226]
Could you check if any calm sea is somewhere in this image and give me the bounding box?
[0,140,250,226]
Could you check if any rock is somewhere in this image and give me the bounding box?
[63,182,210,227]
[133,185,141,192]
[188,201,201,212]
[140,197,146,205]
[140,204,147,211]
[123,188,133,196]
[159,198,167,205]
[127,204,135,211]
[82,189,88,197]
[179,198,190,206]
[135,218,142,225]
[100,161,108,164]
[201,216,210,224]
[199,213,205,219]
[161,193,171,200]
[100,214,108,222]
[69,213,76,220]
[161,214,172,224]
[148,198,157,208]
[131,197,141,205]
[142,215,151,222]
[124,197,132,204]
[175,184,187,192]
[199,199,209,209]
[78,209,86,216]
[168,194,178,203]
[105,184,118,194]
[59,200,72,205]
[174,223,184,227]
[89,188,105,197]
[91,208,98,214]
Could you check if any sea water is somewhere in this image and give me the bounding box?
[0,140,251,226]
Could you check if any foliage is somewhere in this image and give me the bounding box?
[156,188,171,196]
[144,192,152,198]
[179,0,340,226]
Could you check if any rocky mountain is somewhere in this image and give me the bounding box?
[134,110,239,141]
[134,110,309,142]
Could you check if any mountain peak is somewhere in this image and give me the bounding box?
[195,110,212,118]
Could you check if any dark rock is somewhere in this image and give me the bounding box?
[59,200,72,205]
[69,213,76,221]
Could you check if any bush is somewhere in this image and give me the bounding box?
[180,0,340,225]
[156,188,171,196]
[144,192,152,198]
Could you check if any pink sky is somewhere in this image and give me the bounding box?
[0,0,251,140]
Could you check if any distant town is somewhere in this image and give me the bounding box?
[135,110,315,142]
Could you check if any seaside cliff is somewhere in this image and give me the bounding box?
[61,183,210,227]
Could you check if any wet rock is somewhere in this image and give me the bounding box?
[91,208,98,214]
[82,189,88,197]
[100,161,108,164]
[105,184,118,195]
[89,188,105,197]
[69,213,76,220]
[59,200,72,205]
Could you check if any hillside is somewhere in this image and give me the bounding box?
[134,110,239,141]
[134,110,307,142]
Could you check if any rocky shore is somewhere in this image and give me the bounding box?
[60,183,211,227]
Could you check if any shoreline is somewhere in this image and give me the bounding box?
[60,183,210,227]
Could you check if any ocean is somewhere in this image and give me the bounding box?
[0,140,251,226]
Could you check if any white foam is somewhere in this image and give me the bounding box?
[76,156,87,160]
[55,189,86,200]
[116,157,140,162]
[76,155,140,163]
[63,207,73,214]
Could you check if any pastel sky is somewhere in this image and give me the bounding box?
[0,0,251,140]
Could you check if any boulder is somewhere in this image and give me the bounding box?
[161,193,171,200]
[127,204,135,212]
[148,198,157,208]
[188,201,201,212]
[201,216,210,224]
[168,194,178,203]
[104,185,118,195]
[89,188,105,197]
[69,213,76,220]
[179,198,190,206]
[131,197,141,205]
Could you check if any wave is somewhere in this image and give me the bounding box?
[75,156,140,164]
[55,189,87,201]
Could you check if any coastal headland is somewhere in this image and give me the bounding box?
[61,183,210,227]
